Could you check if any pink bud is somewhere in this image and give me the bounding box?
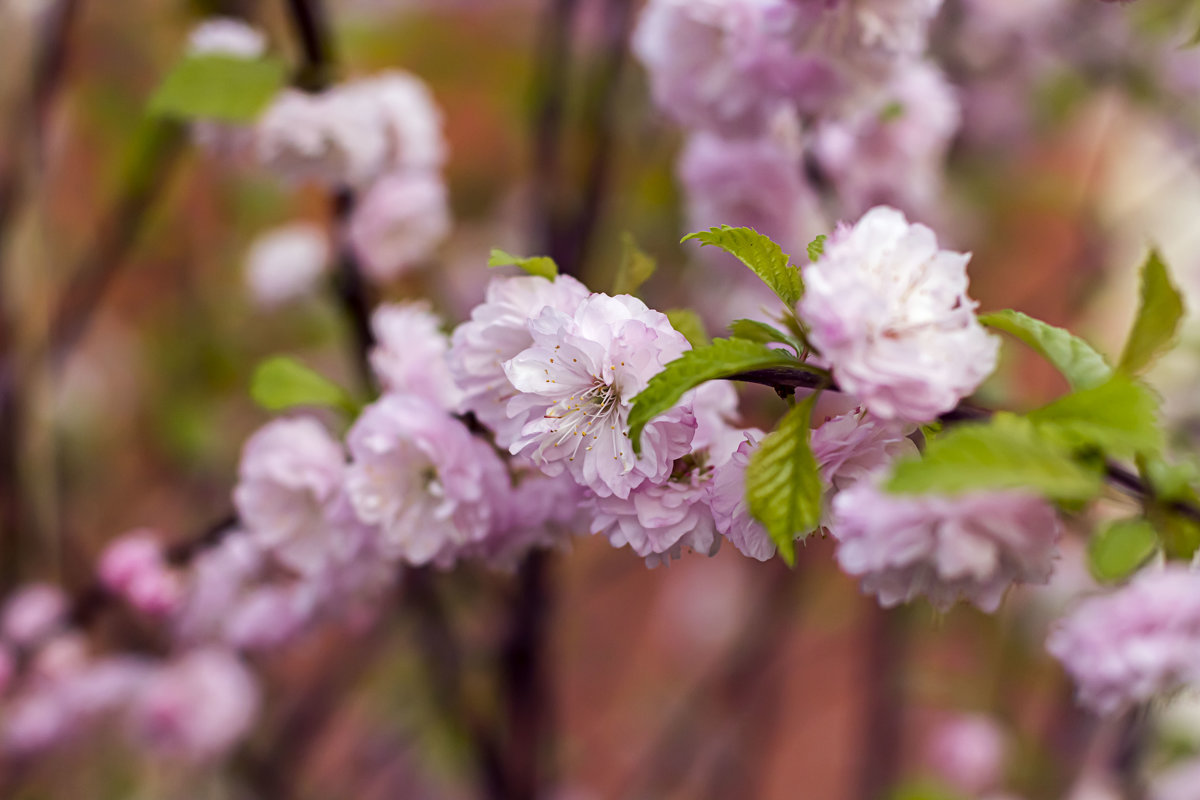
[1,584,68,648]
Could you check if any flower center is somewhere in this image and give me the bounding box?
[540,378,629,463]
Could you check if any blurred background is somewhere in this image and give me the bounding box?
[3,0,1200,797]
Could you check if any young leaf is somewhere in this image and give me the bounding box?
[806,234,827,262]
[1088,519,1159,583]
[1027,374,1163,459]
[251,357,357,415]
[487,248,557,279]
[149,54,288,123]
[628,338,801,453]
[979,309,1112,390]
[665,309,709,348]
[1118,249,1185,375]
[745,392,823,565]
[886,413,1103,502]
[613,232,657,296]
[728,319,802,352]
[682,226,802,307]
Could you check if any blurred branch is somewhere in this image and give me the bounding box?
[855,605,908,800]
[622,563,799,799]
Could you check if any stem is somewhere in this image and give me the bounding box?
[855,604,907,800]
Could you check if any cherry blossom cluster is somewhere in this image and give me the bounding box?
[188,17,452,297]
[633,0,959,277]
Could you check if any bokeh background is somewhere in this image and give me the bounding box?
[3,0,1200,797]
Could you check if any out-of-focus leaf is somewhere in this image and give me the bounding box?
[1088,519,1159,583]
[613,232,657,296]
[806,234,827,262]
[886,413,1104,502]
[746,391,823,565]
[665,309,709,348]
[1027,374,1163,459]
[487,248,557,279]
[728,319,802,353]
[628,338,801,453]
[979,309,1112,390]
[682,226,802,307]
[149,54,287,123]
[251,357,357,416]
[1118,249,1185,375]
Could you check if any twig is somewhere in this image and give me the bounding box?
[855,605,907,800]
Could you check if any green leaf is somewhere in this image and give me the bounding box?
[682,226,802,307]
[745,392,823,565]
[665,309,709,349]
[1118,249,1186,375]
[251,356,358,416]
[612,232,657,296]
[149,54,288,123]
[728,318,801,352]
[1141,456,1200,503]
[487,248,557,279]
[1088,519,1159,583]
[628,338,800,453]
[806,234,827,262]
[1027,374,1163,459]
[886,413,1104,501]
[979,309,1112,390]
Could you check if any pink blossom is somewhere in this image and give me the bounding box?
[172,532,265,645]
[1047,566,1200,715]
[449,272,589,448]
[1,584,67,648]
[588,472,719,565]
[130,649,260,763]
[464,468,586,570]
[349,71,447,172]
[369,301,462,409]
[186,18,266,58]
[710,408,915,561]
[1152,759,1200,800]
[223,583,320,651]
[812,61,960,219]
[800,206,999,422]
[233,417,346,575]
[348,170,451,282]
[345,394,509,565]
[678,126,821,264]
[830,483,1061,612]
[504,293,696,498]
[927,714,1008,796]
[97,531,181,617]
[243,223,329,308]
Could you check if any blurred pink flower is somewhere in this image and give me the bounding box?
[243,223,329,308]
[98,531,181,617]
[348,170,451,282]
[186,17,266,57]
[927,713,1008,795]
[369,301,462,409]
[1,584,67,649]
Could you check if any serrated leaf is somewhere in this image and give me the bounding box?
[1118,249,1186,375]
[149,54,287,123]
[746,392,823,565]
[251,356,357,415]
[886,413,1103,501]
[980,309,1112,390]
[728,319,802,353]
[665,309,709,349]
[628,338,801,453]
[806,234,827,262]
[1027,374,1163,459]
[613,232,656,296]
[683,226,802,307]
[1141,456,1200,503]
[1088,519,1159,583]
[487,248,557,279]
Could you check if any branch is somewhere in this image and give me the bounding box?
[724,365,1200,522]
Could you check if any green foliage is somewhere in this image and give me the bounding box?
[149,54,288,123]
[628,338,802,453]
[745,392,823,565]
[251,357,358,416]
[1089,519,1160,583]
[487,248,558,279]
[887,413,1104,501]
[682,226,802,307]
[890,780,969,800]
[665,309,709,349]
[1118,249,1185,375]
[979,309,1112,390]
[1027,374,1163,459]
[806,234,827,262]
[612,232,657,296]
[728,319,802,353]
